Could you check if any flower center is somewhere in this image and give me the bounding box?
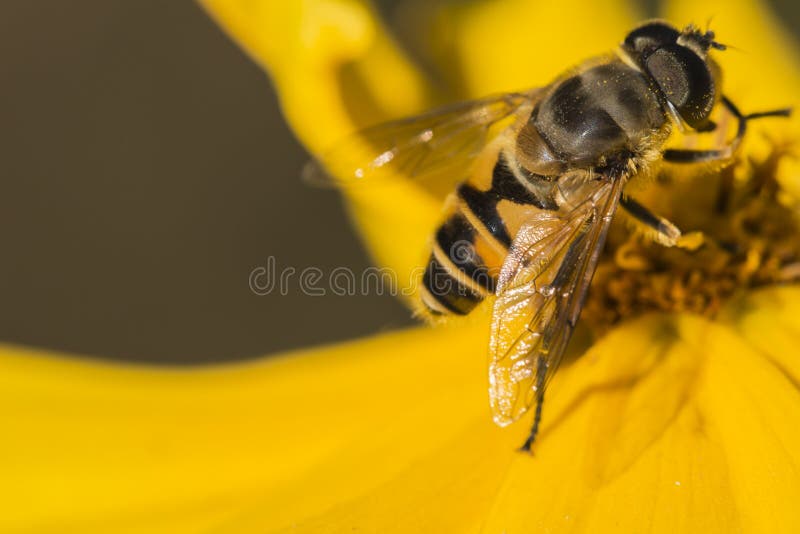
[584,146,800,333]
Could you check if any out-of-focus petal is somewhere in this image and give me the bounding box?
[198,0,431,150]
[0,322,510,532]
[422,0,642,97]
[664,0,800,113]
[199,0,448,298]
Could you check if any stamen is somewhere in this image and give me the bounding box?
[583,146,800,333]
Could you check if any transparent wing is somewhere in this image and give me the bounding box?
[488,173,625,426]
[303,90,540,199]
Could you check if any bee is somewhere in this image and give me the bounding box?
[307,21,790,451]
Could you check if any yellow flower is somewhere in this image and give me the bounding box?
[3,0,800,532]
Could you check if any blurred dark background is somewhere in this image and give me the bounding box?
[1,1,798,363]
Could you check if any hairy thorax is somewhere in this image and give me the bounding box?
[515,59,668,175]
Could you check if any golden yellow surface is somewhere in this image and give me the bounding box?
[3,287,799,531]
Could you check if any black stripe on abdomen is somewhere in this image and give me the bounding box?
[491,154,560,211]
[457,183,512,248]
[455,154,559,249]
[422,153,562,316]
[421,253,484,315]
[435,213,496,293]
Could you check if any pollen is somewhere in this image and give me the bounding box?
[583,147,800,333]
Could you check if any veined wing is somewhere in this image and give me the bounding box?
[303,91,540,199]
[489,172,625,426]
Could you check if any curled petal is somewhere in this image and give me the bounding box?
[198,0,432,151]
[199,0,450,295]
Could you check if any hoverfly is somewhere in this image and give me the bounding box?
[307,20,790,451]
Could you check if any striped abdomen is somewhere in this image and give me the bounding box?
[421,153,560,315]
[421,59,668,315]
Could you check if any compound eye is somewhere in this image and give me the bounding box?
[624,21,680,54]
[645,44,715,128]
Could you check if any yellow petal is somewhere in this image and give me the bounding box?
[422,0,642,97]
[0,320,511,532]
[664,0,800,114]
[199,0,449,299]
[483,294,800,533]
[5,285,800,531]
[198,0,431,151]
[719,285,800,386]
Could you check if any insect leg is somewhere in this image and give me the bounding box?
[621,195,703,249]
[519,354,547,453]
[662,147,733,164]
[663,96,791,164]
